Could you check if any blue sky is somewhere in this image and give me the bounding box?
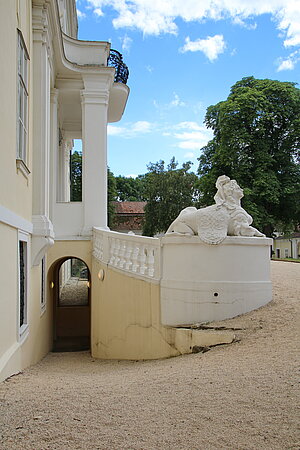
[76,0,300,177]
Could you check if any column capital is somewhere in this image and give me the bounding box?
[81,72,114,93]
[80,90,109,106]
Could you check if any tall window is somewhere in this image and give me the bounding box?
[18,231,29,338]
[17,30,29,162]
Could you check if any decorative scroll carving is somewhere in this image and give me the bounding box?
[166,175,265,244]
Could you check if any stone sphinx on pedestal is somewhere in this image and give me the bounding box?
[161,176,272,326]
[166,175,265,244]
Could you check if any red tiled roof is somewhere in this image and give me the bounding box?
[112,201,146,214]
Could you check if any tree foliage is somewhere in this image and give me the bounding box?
[70,151,82,201]
[198,77,300,235]
[107,167,117,228]
[115,175,147,201]
[143,157,199,236]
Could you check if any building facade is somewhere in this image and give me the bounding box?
[0,1,273,382]
[111,201,146,234]
[0,0,129,381]
[273,233,300,259]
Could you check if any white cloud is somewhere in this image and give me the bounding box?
[232,16,257,30]
[120,35,133,53]
[153,93,186,112]
[93,7,104,17]
[277,58,295,71]
[180,35,226,61]
[108,121,154,138]
[277,49,300,71]
[172,122,213,150]
[85,0,300,54]
[170,93,186,107]
[108,118,212,159]
[77,8,86,19]
[276,0,300,48]
[175,121,203,131]
[184,152,195,159]
[131,121,153,133]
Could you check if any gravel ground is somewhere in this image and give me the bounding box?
[0,261,299,450]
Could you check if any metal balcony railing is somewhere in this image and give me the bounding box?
[108,49,129,85]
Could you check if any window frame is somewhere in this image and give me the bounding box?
[18,230,30,341]
[16,29,29,167]
[41,256,47,315]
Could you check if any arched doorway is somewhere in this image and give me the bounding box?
[53,257,90,351]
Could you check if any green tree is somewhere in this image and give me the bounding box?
[107,167,117,228]
[198,77,300,236]
[115,175,147,201]
[70,151,82,201]
[143,157,199,236]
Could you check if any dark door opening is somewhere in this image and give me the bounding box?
[53,258,90,352]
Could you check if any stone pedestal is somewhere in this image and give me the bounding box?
[160,235,272,326]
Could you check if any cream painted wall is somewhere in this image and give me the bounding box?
[47,240,93,271]
[273,239,299,259]
[0,0,32,220]
[0,223,53,382]
[0,225,18,359]
[91,260,179,360]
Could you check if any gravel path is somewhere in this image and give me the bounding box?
[0,261,299,450]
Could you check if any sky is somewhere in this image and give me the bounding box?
[75,0,300,177]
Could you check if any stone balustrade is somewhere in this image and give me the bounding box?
[93,228,160,281]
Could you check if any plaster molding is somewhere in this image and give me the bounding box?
[31,215,55,266]
[80,90,110,106]
[0,205,33,234]
[50,88,59,104]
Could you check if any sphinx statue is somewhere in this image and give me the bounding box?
[166,175,265,244]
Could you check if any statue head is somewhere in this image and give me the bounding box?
[214,176,243,208]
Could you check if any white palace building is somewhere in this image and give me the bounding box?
[0,0,272,382]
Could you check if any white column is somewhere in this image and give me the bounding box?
[49,88,58,219]
[32,2,51,218]
[80,73,113,234]
[31,2,54,265]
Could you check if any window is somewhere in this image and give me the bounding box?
[18,231,29,339]
[41,256,46,314]
[17,30,29,163]
[284,248,289,258]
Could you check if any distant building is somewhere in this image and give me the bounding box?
[111,201,146,234]
[273,232,300,259]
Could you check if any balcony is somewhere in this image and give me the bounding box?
[108,49,129,84]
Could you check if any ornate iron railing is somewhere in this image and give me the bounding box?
[108,49,129,85]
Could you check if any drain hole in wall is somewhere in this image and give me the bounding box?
[214,292,219,297]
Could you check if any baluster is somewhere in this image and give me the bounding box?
[125,242,133,271]
[147,247,155,277]
[114,239,121,267]
[119,240,126,269]
[109,238,116,265]
[139,246,147,275]
[132,245,140,273]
